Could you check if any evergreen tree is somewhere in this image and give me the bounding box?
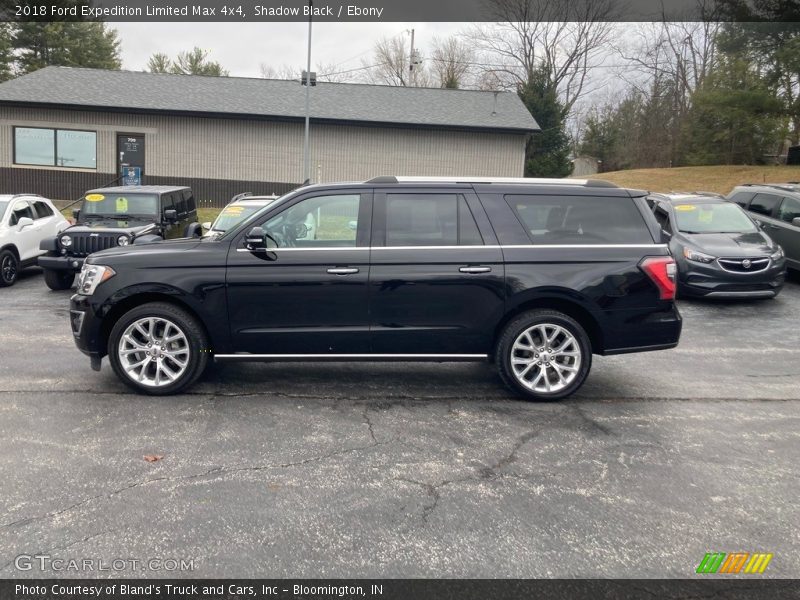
[0,23,13,82]
[147,47,228,77]
[518,67,572,178]
[12,22,120,74]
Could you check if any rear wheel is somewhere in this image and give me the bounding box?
[108,302,209,395]
[0,250,18,287]
[43,268,75,290]
[496,309,592,401]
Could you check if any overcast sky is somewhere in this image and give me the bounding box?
[113,22,463,78]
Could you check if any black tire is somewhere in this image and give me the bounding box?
[0,249,19,287]
[495,309,592,401]
[43,269,75,291]
[107,302,210,396]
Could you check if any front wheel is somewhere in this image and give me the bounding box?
[107,302,209,395]
[496,309,592,401]
[0,249,19,287]
[43,268,75,290]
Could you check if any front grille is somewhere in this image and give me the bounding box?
[70,234,119,257]
[717,257,770,273]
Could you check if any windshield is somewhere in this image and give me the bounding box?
[211,204,267,232]
[82,193,158,217]
[674,203,756,233]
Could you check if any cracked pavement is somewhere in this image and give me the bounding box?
[1,268,799,578]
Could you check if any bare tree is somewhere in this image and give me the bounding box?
[260,61,351,83]
[462,0,617,110]
[259,63,300,80]
[429,36,475,88]
[362,35,430,87]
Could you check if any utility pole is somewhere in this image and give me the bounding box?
[408,28,415,87]
[303,0,313,183]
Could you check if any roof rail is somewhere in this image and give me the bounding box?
[364,176,618,188]
[742,182,800,191]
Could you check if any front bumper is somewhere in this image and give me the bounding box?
[678,257,786,298]
[70,293,105,369]
[38,255,85,272]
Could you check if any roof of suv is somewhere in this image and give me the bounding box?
[733,183,800,194]
[652,193,727,204]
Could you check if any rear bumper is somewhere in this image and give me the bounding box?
[38,255,84,272]
[599,304,682,356]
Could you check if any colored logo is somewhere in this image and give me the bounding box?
[696,552,773,574]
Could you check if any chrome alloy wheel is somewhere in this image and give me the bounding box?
[118,317,191,387]
[510,323,582,394]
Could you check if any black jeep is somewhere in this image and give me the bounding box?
[39,185,200,290]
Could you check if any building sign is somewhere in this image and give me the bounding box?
[122,166,141,186]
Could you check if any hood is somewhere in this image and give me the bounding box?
[69,217,157,234]
[87,237,201,260]
[679,231,775,257]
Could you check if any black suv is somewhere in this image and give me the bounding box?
[39,185,200,290]
[69,177,682,400]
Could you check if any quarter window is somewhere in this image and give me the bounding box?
[748,193,781,217]
[777,196,800,223]
[729,191,754,208]
[13,127,96,169]
[507,195,652,244]
[385,194,483,246]
[654,207,672,233]
[264,194,361,248]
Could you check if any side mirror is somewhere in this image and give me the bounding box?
[72,209,81,221]
[792,217,800,228]
[201,222,211,230]
[17,217,34,230]
[164,209,177,222]
[245,226,267,250]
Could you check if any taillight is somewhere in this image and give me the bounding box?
[639,256,677,300]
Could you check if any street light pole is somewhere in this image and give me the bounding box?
[303,0,312,184]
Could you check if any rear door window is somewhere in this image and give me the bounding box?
[183,190,196,213]
[32,200,54,219]
[748,193,781,217]
[506,195,652,244]
[174,192,186,216]
[384,193,483,246]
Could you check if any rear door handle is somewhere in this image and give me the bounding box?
[459,266,492,274]
[327,267,360,275]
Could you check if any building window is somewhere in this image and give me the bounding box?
[14,126,96,169]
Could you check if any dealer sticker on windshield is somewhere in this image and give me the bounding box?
[116,197,128,212]
[675,205,696,211]
[85,193,105,202]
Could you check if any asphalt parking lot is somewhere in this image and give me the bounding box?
[1,267,798,578]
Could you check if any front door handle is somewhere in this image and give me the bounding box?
[327,267,360,275]
[459,266,492,274]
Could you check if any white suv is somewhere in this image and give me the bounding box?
[0,194,70,287]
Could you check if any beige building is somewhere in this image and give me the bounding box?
[0,67,539,205]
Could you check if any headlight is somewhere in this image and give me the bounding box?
[60,235,72,248]
[683,247,715,263]
[77,264,116,296]
[770,246,784,260]
[117,235,130,246]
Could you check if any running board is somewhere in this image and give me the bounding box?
[214,353,489,362]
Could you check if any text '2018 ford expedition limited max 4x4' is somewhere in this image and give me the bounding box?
[69,177,682,400]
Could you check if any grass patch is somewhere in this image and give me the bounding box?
[582,165,800,195]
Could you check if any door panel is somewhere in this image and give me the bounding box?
[369,190,505,355]
[226,191,372,354]
[769,196,800,265]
